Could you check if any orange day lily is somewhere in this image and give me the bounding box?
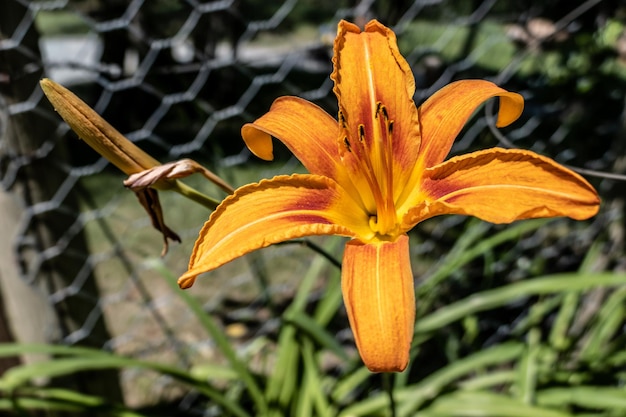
[179,20,600,372]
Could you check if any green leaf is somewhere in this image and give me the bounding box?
[300,339,335,417]
[417,219,550,301]
[331,367,372,405]
[458,370,517,390]
[264,237,345,416]
[0,387,146,416]
[415,273,626,334]
[537,387,626,410]
[421,390,572,417]
[0,343,114,359]
[0,344,250,417]
[516,328,541,404]
[398,342,525,415]
[338,343,524,416]
[548,292,580,350]
[312,264,343,326]
[284,311,349,361]
[579,287,626,361]
[189,363,241,381]
[151,260,264,415]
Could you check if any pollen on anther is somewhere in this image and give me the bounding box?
[381,106,389,119]
[338,111,347,128]
[358,125,365,141]
[343,137,351,152]
[375,102,382,118]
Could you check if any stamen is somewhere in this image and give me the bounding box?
[339,111,347,128]
[375,102,383,118]
[375,102,396,235]
[379,104,388,120]
[339,102,399,237]
[342,122,385,220]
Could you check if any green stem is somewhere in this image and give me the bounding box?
[383,373,396,417]
[171,180,221,210]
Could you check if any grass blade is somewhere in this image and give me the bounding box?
[415,273,626,335]
[421,390,572,417]
[284,311,349,362]
[0,344,250,417]
[151,260,264,415]
[537,386,626,410]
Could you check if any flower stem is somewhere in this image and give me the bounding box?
[171,180,221,210]
[383,372,397,417]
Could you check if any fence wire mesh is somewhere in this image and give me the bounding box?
[1,0,624,410]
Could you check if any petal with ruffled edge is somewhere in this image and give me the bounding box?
[241,97,341,178]
[342,234,415,372]
[179,174,372,289]
[416,80,524,170]
[332,20,422,201]
[402,148,600,228]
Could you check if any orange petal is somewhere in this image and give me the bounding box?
[417,80,524,169]
[342,234,415,372]
[403,148,600,227]
[179,174,370,289]
[332,20,421,184]
[241,96,341,178]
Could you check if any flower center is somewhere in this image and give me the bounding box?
[339,101,398,239]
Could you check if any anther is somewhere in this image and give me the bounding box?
[358,124,365,141]
[343,137,351,152]
[375,102,383,118]
[339,111,347,128]
[381,105,388,120]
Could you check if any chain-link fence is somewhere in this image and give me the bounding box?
[1,0,624,411]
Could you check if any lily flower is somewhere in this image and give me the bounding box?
[179,20,600,372]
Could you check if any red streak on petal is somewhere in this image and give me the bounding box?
[283,214,332,224]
